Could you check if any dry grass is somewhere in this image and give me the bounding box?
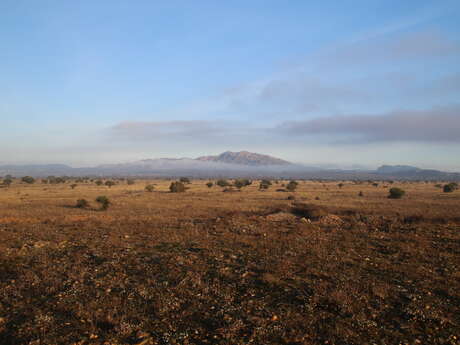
[0,179,459,344]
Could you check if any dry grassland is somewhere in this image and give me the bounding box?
[0,179,459,344]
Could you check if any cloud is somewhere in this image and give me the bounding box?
[111,120,227,139]
[322,30,460,67]
[278,106,460,142]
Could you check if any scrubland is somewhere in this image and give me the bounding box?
[0,179,459,344]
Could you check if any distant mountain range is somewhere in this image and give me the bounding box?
[0,151,459,180]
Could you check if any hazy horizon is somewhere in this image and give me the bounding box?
[1,1,460,170]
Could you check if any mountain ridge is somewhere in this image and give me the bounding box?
[0,151,459,180]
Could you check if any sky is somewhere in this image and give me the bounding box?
[1,0,460,170]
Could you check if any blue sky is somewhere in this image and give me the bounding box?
[1,0,460,169]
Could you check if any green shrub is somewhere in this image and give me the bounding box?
[96,196,110,210]
[286,180,298,192]
[216,179,229,187]
[170,181,186,193]
[388,187,405,199]
[2,178,12,187]
[259,181,270,190]
[443,183,458,193]
[233,179,251,189]
[180,177,191,184]
[21,176,35,184]
[70,184,77,189]
[105,181,116,188]
[206,182,213,188]
[145,184,155,192]
[95,180,103,186]
[75,199,89,209]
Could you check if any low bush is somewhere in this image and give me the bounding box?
[443,182,458,193]
[216,179,229,187]
[388,187,405,199]
[170,181,186,193]
[96,196,110,210]
[206,182,213,188]
[22,176,35,184]
[286,180,298,192]
[75,199,89,209]
[105,181,116,188]
[145,184,155,192]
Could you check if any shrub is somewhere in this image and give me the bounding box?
[388,187,405,199]
[180,177,191,184]
[105,181,116,188]
[145,184,155,192]
[261,179,272,186]
[127,179,135,185]
[358,191,364,197]
[70,184,77,189]
[96,196,110,210]
[75,199,89,209]
[338,183,344,188]
[372,183,379,187]
[170,181,186,193]
[233,179,251,189]
[259,181,270,190]
[443,183,458,193]
[2,178,12,187]
[95,180,103,186]
[206,182,213,188]
[216,179,229,187]
[286,180,298,192]
[21,176,35,184]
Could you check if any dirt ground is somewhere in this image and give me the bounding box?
[0,179,459,344]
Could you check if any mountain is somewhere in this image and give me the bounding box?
[197,151,291,166]
[0,155,459,180]
[375,165,460,180]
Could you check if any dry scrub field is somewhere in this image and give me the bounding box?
[0,179,459,344]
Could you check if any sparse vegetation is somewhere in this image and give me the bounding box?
[443,182,458,193]
[179,177,191,184]
[2,178,12,187]
[169,181,186,193]
[286,180,298,192]
[206,181,213,188]
[145,184,154,192]
[259,179,271,190]
[388,187,405,199]
[75,198,89,208]
[216,179,230,187]
[105,180,116,188]
[127,179,135,185]
[95,195,110,210]
[21,176,35,184]
[70,183,77,189]
[0,179,458,344]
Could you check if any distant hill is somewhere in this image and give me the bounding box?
[0,155,459,180]
[196,151,291,166]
